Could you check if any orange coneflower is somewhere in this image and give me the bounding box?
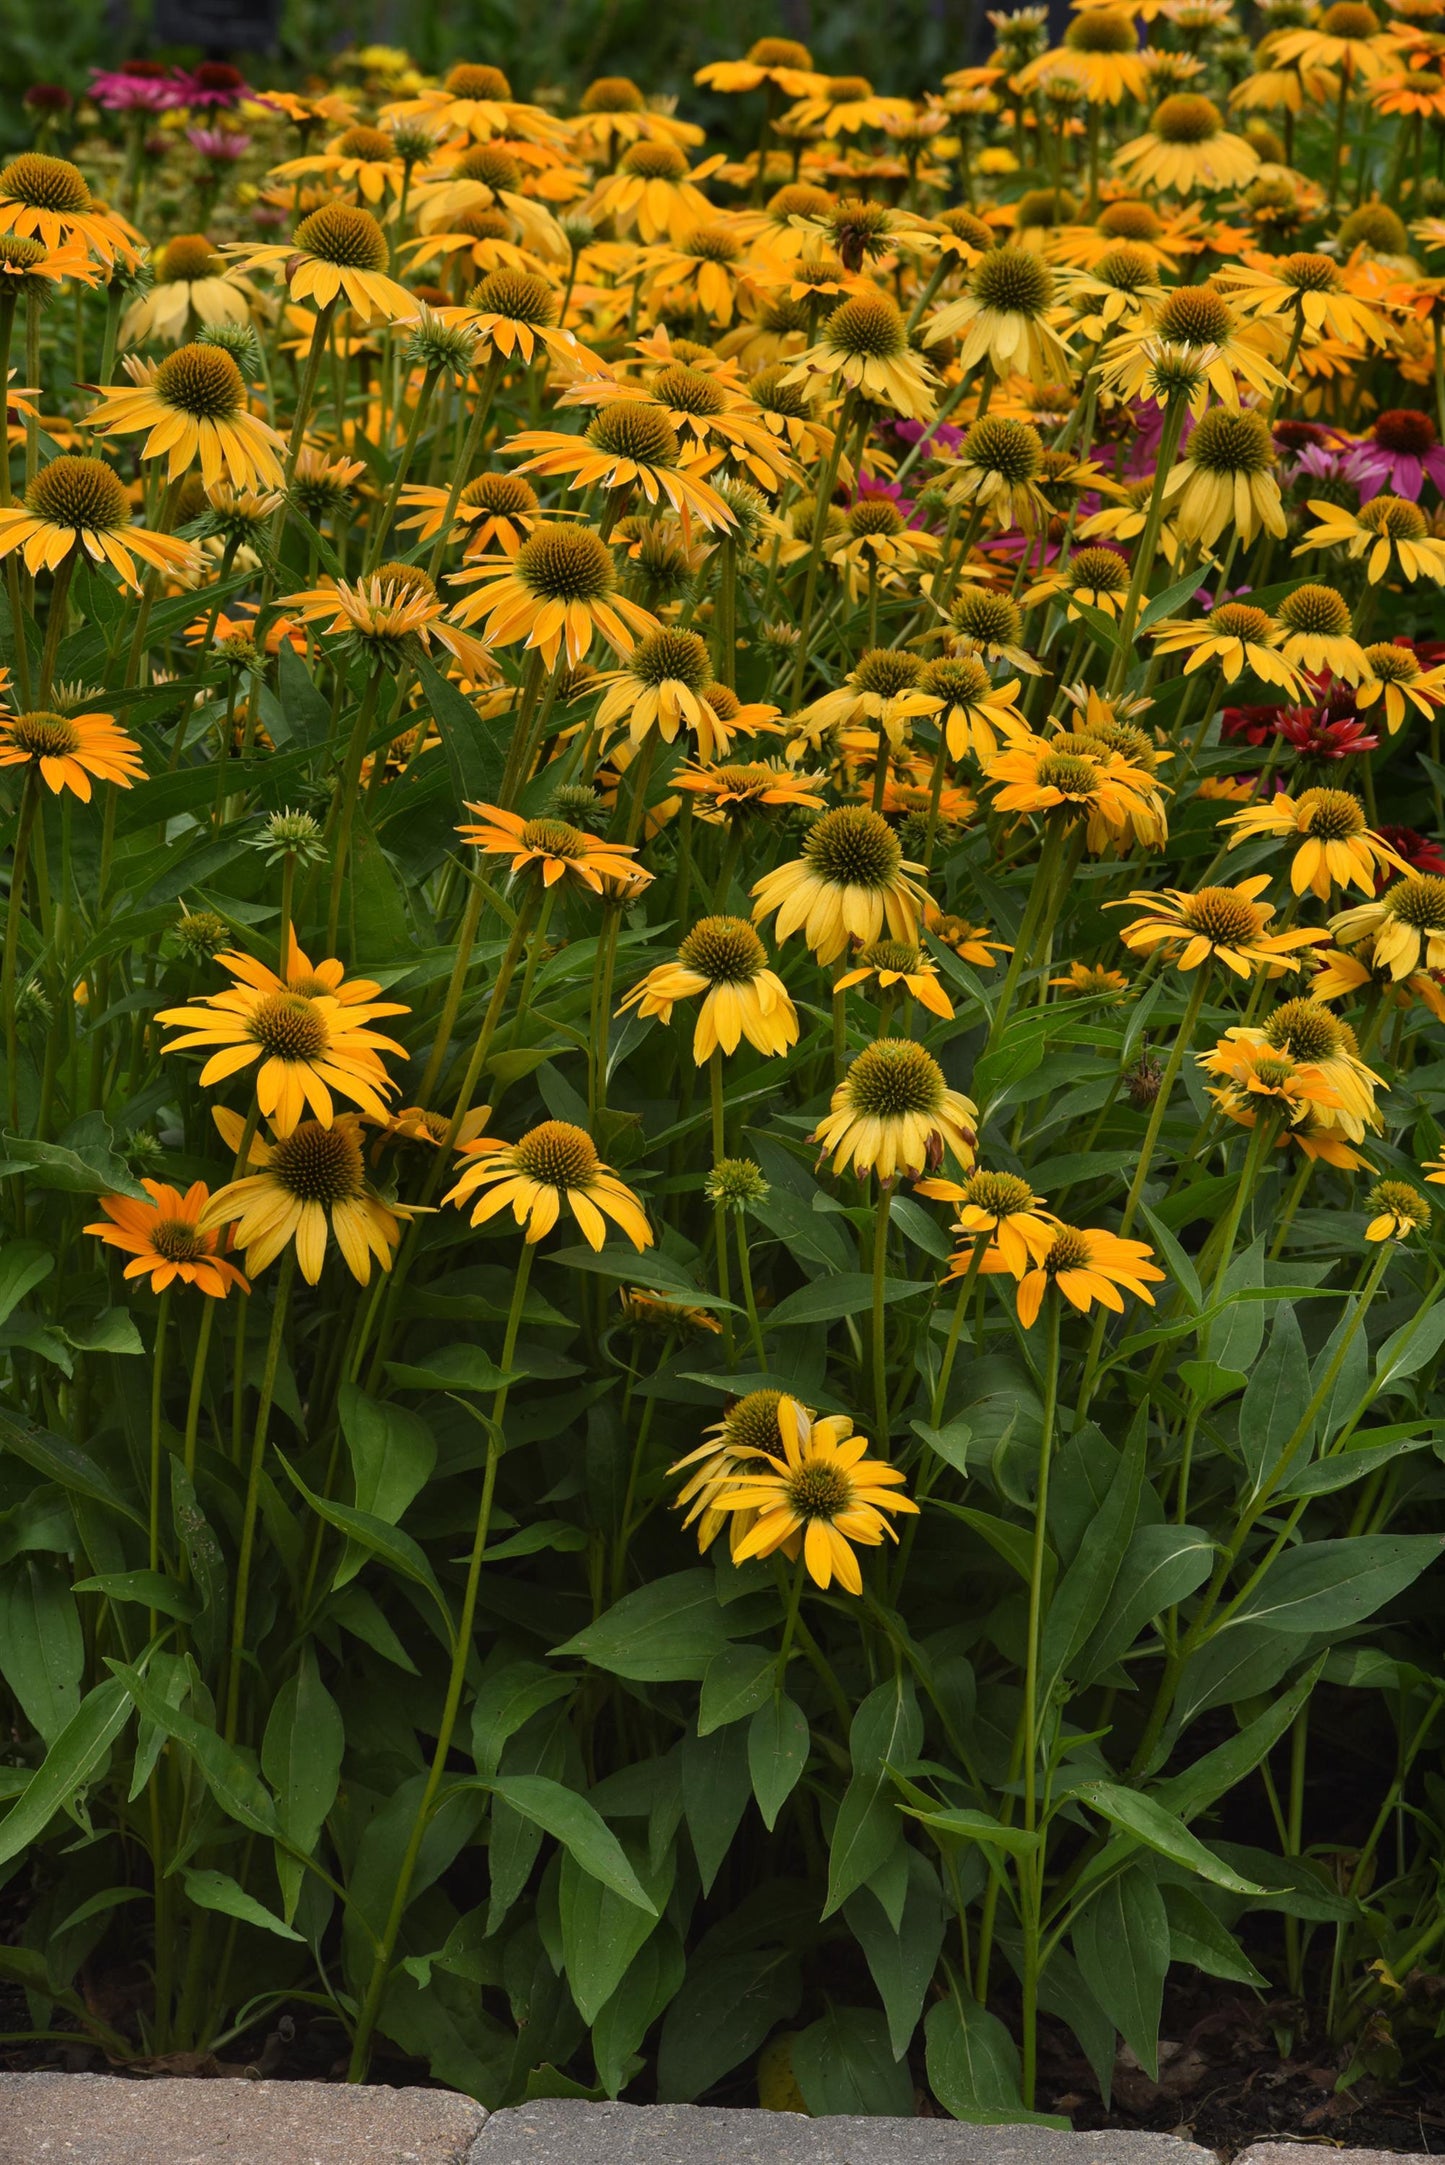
[457,801,648,893]
[1112,875,1329,977]
[0,706,144,800]
[506,399,737,538]
[0,454,200,587]
[85,1179,248,1298]
[86,344,285,494]
[0,151,138,266]
[1012,1222,1166,1327]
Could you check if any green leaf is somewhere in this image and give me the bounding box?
[902,1804,1042,1858]
[1078,1525,1214,1682]
[180,1868,304,1943]
[1238,1304,1310,1498]
[793,2006,915,2116]
[823,1677,921,1919]
[1164,1885,1268,1988]
[0,1405,143,1527]
[764,1272,932,1328]
[1373,1298,1445,1394]
[1073,1863,1170,2079]
[1155,1658,1325,1816]
[559,1838,670,2025]
[1226,1533,1445,1635]
[1282,1431,1434,1496]
[261,1646,343,1922]
[910,1417,972,1476]
[470,1662,574,1779]
[1139,563,1212,633]
[0,1677,131,1868]
[107,1661,280,1838]
[384,1346,517,1393]
[925,1990,1064,2124]
[935,1503,1050,1590]
[1039,1400,1145,1696]
[72,1570,198,1624]
[698,1644,775,1736]
[1069,1781,1264,1894]
[0,1126,149,1199]
[486,1774,657,1914]
[416,656,506,806]
[0,1240,53,1325]
[682,1724,752,1893]
[591,1927,685,2100]
[275,1452,453,1638]
[747,1694,810,1830]
[656,1943,801,2102]
[339,1383,436,1526]
[0,1557,83,1741]
[555,1570,736,1683]
[276,636,332,746]
[844,1848,946,2061]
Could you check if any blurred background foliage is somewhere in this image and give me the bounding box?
[0,0,988,151]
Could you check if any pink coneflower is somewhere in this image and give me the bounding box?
[1222,702,1284,747]
[176,61,252,109]
[1343,409,1445,502]
[889,416,966,467]
[1276,707,1379,761]
[24,84,72,116]
[89,60,184,114]
[186,126,251,162]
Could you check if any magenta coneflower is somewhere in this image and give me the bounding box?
[88,61,184,115]
[176,62,252,110]
[1344,410,1445,502]
[187,127,251,163]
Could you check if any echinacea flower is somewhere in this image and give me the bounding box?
[397,470,541,555]
[811,1038,977,1182]
[85,1178,248,1297]
[86,343,285,493]
[1198,1033,1347,1128]
[674,761,826,821]
[444,1119,653,1250]
[1276,583,1369,683]
[835,939,955,1020]
[457,802,647,894]
[120,232,253,345]
[1364,1178,1431,1241]
[619,916,798,1061]
[1012,1222,1166,1327]
[228,203,417,325]
[925,246,1073,387]
[0,151,138,265]
[708,1393,918,1594]
[917,1167,1059,1275]
[670,1387,792,1557]
[1222,788,1408,898]
[752,804,929,964]
[0,454,200,587]
[1163,407,1286,548]
[508,400,736,540]
[0,706,144,800]
[1114,93,1260,195]
[157,937,408,1134]
[1150,600,1302,692]
[1297,495,1445,585]
[1343,408,1445,500]
[449,522,659,667]
[202,1108,409,1284]
[1331,873,1445,978]
[1112,875,1329,976]
[784,289,938,422]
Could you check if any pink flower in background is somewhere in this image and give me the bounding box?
[89,61,183,114]
[1344,409,1445,502]
[187,127,251,162]
[175,62,252,110]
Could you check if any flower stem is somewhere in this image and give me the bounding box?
[223,1248,296,1743]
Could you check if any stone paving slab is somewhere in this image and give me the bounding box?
[0,2073,486,2165]
[471,2100,1216,2165]
[0,2080,1424,2165]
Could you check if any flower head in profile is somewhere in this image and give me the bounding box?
[1199,1034,1347,1129]
[457,802,648,895]
[1331,874,1445,979]
[444,1119,652,1251]
[812,1039,977,1183]
[918,1167,1059,1276]
[1364,1179,1431,1242]
[707,1394,918,1594]
[1013,1222,1166,1328]
[1113,876,1328,977]
[157,933,408,1135]
[1354,643,1445,735]
[1114,93,1259,195]
[924,246,1072,386]
[0,150,138,265]
[670,1387,791,1557]
[202,1108,410,1284]
[1150,601,1301,693]
[594,628,735,763]
[835,939,955,1020]
[620,917,798,1063]
[1297,495,1445,586]
[85,1179,248,1297]
[752,805,929,964]
[1222,788,1408,899]
[0,706,144,800]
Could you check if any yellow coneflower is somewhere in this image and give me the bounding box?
[674,761,826,821]
[507,401,736,539]
[1354,642,1445,733]
[1012,1222,1166,1328]
[457,802,647,894]
[444,1119,653,1250]
[270,122,412,205]
[1219,250,1387,346]
[1222,788,1408,899]
[835,939,955,1019]
[397,470,541,555]
[84,1179,248,1298]
[927,912,1012,970]
[1113,94,1260,195]
[0,706,144,800]
[120,232,253,345]
[202,1108,410,1285]
[1364,1179,1432,1241]
[592,628,738,763]
[710,1393,918,1595]
[918,657,1028,764]
[585,141,724,244]
[449,522,659,667]
[1198,1034,1346,1129]
[0,454,200,586]
[812,1038,977,1182]
[86,344,285,494]
[1024,545,1135,620]
[984,734,1159,838]
[1331,873,1445,979]
[752,804,929,964]
[1052,960,1131,1000]
[917,1167,1060,1275]
[783,289,937,422]
[1270,4,1396,81]
[1149,601,1302,692]
[781,72,914,132]
[157,938,407,1135]
[227,203,417,325]
[1105,282,1290,411]
[1223,998,1384,1142]
[944,415,1052,533]
[0,151,137,265]
[695,38,824,97]
[670,1387,792,1557]
[619,916,798,1061]
[925,246,1073,386]
[1275,582,1370,683]
[1297,495,1445,585]
[1112,876,1329,976]
[1162,407,1286,549]
[284,567,493,680]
